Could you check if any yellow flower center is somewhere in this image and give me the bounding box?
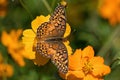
[82,61,93,75]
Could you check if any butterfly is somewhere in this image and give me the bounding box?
[36,3,68,74]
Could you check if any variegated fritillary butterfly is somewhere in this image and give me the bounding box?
[36,3,68,74]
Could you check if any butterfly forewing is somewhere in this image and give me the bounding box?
[49,5,66,37]
[36,4,68,74]
[37,4,66,39]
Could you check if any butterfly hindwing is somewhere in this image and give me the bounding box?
[51,41,68,74]
[36,41,52,58]
[36,40,68,73]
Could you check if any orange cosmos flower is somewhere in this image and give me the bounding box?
[1,29,26,67]
[0,53,13,78]
[0,64,13,77]
[99,0,120,26]
[22,15,72,66]
[60,46,111,80]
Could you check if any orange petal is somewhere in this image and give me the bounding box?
[90,57,104,65]
[0,64,13,77]
[10,52,25,67]
[92,64,111,76]
[69,49,83,70]
[83,74,100,80]
[67,71,85,80]
[12,29,22,40]
[1,31,12,47]
[82,46,94,59]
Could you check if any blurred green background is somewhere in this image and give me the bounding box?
[0,0,120,80]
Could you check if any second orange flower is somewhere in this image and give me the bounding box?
[60,46,111,80]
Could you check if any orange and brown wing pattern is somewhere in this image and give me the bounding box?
[36,3,68,74]
[49,4,66,37]
[37,4,66,39]
[36,41,68,73]
[51,42,68,74]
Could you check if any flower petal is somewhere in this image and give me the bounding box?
[22,29,35,38]
[69,49,83,70]
[83,74,100,80]
[91,57,111,76]
[0,64,13,77]
[22,29,36,59]
[67,71,85,80]
[82,46,94,59]
[23,45,35,59]
[63,41,72,55]
[90,57,104,65]
[64,23,71,38]
[1,31,12,47]
[9,49,25,67]
[92,64,111,77]
[31,15,50,32]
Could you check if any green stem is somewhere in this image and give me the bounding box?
[51,0,56,9]
[19,0,33,19]
[97,25,120,57]
[41,0,52,13]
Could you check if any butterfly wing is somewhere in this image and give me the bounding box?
[37,4,66,39]
[50,42,68,73]
[49,4,66,37]
[36,41,68,73]
[36,4,68,74]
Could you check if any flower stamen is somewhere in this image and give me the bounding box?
[82,61,93,75]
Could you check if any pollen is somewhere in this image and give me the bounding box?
[82,61,93,75]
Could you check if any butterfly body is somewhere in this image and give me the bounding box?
[36,4,68,74]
